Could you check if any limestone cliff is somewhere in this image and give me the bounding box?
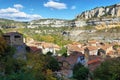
[76,3,120,20]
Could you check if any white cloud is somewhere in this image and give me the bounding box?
[0,6,42,21]
[71,6,76,10]
[44,0,67,10]
[14,4,24,9]
[0,7,19,13]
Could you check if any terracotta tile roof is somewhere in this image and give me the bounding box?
[89,55,102,61]
[107,50,114,55]
[71,42,81,45]
[88,58,101,65]
[87,46,98,51]
[118,48,120,52]
[29,46,42,53]
[42,42,60,49]
[67,44,84,52]
[66,54,83,65]
[27,41,60,49]
[34,42,42,45]
[57,52,84,66]
[100,44,112,50]
[54,44,60,49]
[87,56,102,71]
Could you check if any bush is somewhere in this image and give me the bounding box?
[73,63,89,80]
[93,57,120,80]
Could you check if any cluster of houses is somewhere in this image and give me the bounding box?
[55,41,120,78]
[2,32,120,78]
[25,35,120,78]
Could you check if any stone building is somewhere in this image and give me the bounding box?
[3,32,24,46]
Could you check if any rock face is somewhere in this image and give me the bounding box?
[77,3,120,19]
[27,19,70,28]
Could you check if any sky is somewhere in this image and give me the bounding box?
[0,0,120,21]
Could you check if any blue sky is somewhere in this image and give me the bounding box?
[0,0,120,21]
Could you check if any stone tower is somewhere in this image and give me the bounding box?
[84,47,89,67]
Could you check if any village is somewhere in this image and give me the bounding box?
[2,31,120,78]
[1,1,120,80]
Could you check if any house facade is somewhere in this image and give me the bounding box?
[3,32,24,46]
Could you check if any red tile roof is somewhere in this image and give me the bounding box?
[87,56,102,71]
[67,44,84,52]
[88,58,101,65]
[29,46,42,53]
[100,44,112,50]
[107,50,114,55]
[57,52,84,67]
[87,46,98,51]
[42,42,60,49]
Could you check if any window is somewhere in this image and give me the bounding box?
[14,35,21,38]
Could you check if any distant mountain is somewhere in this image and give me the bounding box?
[0,18,27,28]
[27,18,70,28]
[76,3,120,20]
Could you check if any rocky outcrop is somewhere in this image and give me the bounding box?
[77,3,120,20]
[27,19,70,28]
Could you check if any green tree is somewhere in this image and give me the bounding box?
[73,63,89,80]
[0,71,35,80]
[57,47,67,56]
[45,69,57,80]
[26,53,46,79]
[0,46,16,74]
[94,57,120,80]
[46,56,61,72]
[0,36,7,55]
[26,53,58,80]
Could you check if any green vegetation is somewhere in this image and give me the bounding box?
[0,47,60,80]
[73,63,90,80]
[83,26,95,30]
[113,45,120,50]
[93,57,120,80]
[46,56,61,72]
[0,31,60,80]
[57,47,67,56]
[0,36,7,54]
[1,26,120,80]
[0,29,3,35]
[0,18,27,28]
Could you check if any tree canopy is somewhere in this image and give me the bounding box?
[94,57,120,80]
[0,36,7,55]
[73,63,89,80]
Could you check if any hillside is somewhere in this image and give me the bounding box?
[27,18,70,28]
[0,18,27,28]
